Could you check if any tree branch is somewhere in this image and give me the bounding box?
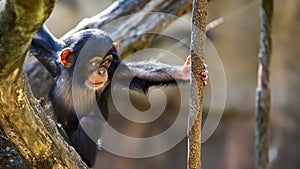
[60,0,152,40]
[188,0,208,169]
[255,0,273,169]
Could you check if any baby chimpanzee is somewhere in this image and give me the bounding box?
[31,26,208,167]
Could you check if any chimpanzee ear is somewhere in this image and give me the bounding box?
[113,42,119,52]
[60,48,74,67]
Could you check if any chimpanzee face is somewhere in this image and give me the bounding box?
[59,41,118,91]
[84,54,113,90]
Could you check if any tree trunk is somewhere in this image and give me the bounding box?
[0,0,87,168]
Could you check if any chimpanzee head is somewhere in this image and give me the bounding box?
[59,29,121,91]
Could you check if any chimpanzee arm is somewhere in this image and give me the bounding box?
[126,61,185,81]
[124,61,189,92]
[29,25,65,77]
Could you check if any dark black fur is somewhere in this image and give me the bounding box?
[31,26,184,167]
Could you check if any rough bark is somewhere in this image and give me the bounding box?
[0,0,87,168]
[188,0,208,169]
[255,0,273,169]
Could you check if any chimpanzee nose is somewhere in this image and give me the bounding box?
[98,68,105,75]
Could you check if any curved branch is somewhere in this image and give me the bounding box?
[61,0,152,40]
[62,0,193,58]
[0,0,88,168]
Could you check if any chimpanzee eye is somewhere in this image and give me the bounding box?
[91,61,99,68]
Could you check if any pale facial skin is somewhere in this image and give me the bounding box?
[85,55,113,91]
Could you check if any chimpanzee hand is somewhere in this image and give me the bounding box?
[181,56,208,86]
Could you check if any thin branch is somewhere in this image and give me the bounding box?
[188,0,208,169]
[255,0,273,169]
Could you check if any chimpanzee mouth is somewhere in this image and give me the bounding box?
[86,80,103,88]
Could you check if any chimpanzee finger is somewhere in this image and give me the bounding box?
[201,70,208,77]
[202,76,208,81]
